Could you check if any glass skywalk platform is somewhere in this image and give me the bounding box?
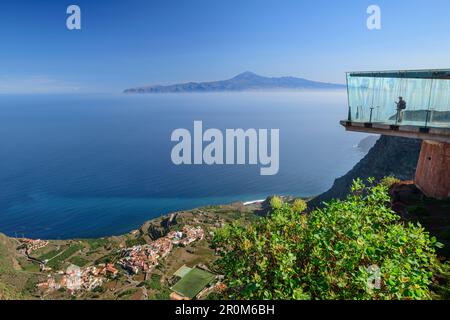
[342,69,450,143]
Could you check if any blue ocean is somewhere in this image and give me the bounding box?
[0,91,368,239]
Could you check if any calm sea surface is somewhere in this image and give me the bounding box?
[0,91,369,239]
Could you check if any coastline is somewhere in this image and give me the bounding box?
[4,198,269,241]
[242,199,265,206]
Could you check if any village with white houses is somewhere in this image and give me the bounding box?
[118,225,204,274]
[37,263,118,292]
[19,225,206,295]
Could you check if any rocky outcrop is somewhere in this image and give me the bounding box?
[139,213,178,240]
[309,135,422,208]
[357,135,379,153]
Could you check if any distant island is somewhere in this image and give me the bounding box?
[123,71,345,93]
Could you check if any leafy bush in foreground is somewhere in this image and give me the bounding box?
[212,179,442,300]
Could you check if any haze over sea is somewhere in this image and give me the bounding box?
[0,91,368,239]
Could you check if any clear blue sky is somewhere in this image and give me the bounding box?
[0,0,449,93]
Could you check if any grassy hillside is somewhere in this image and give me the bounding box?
[0,233,30,299]
[0,233,18,272]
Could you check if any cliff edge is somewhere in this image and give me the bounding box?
[309,135,422,208]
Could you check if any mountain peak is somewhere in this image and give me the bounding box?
[124,72,345,93]
[232,71,261,80]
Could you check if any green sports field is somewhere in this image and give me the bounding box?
[171,267,215,299]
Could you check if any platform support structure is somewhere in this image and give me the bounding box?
[415,140,450,199]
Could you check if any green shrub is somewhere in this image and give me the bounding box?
[269,196,283,210]
[213,179,442,300]
[292,199,307,213]
[381,176,401,188]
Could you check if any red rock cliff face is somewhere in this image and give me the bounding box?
[415,140,450,199]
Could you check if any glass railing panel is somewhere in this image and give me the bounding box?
[347,75,375,123]
[372,77,401,124]
[428,79,450,128]
[393,78,432,127]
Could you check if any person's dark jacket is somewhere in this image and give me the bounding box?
[397,100,406,110]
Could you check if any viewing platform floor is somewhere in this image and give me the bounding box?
[340,120,450,143]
